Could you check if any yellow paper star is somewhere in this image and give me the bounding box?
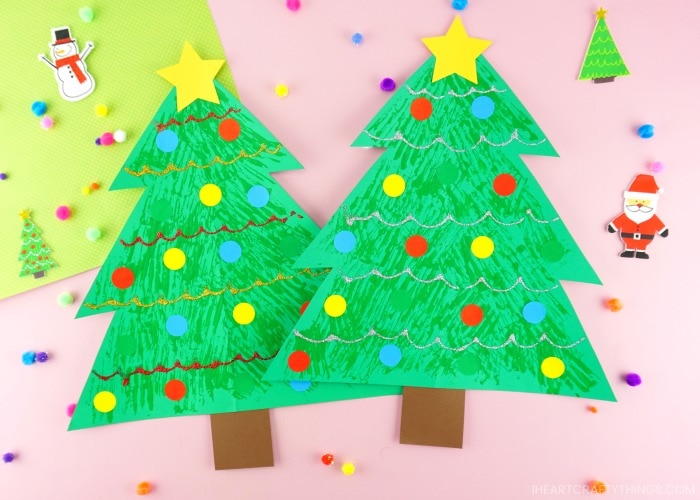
[422,17,492,84]
[595,7,608,19]
[19,209,31,219]
[157,42,225,111]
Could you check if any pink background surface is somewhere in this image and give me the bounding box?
[1,1,698,498]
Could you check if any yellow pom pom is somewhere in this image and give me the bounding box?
[275,84,289,98]
[81,186,91,195]
[94,104,109,117]
[341,463,355,476]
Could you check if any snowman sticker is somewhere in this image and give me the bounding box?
[38,27,95,102]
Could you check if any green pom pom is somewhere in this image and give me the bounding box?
[86,227,102,242]
[78,6,94,23]
[57,292,74,307]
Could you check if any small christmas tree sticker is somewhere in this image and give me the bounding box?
[69,43,397,469]
[578,7,630,83]
[18,210,57,279]
[266,17,615,448]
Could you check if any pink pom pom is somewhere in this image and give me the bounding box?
[649,161,665,173]
[100,132,115,146]
[286,0,300,11]
[66,403,76,417]
[40,116,54,130]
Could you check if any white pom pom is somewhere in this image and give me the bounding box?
[113,129,127,143]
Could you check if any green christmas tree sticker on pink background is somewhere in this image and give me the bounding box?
[578,7,630,83]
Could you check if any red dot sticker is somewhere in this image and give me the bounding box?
[493,174,516,196]
[300,301,310,315]
[410,98,432,121]
[288,351,310,372]
[405,235,428,258]
[111,267,135,289]
[461,304,484,326]
[218,118,241,141]
[164,380,186,401]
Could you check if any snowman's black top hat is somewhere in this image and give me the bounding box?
[52,27,75,45]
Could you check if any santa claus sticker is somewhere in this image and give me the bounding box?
[607,174,669,259]
[38,27,95,102]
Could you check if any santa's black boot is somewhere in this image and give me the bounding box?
[620,250,635,258]
[635,251,649,259]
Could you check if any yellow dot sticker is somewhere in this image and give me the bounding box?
[382,174,406,197]
[324,295,347,317]
[163,248,186,270]
[199,184,222,206]
[93,391,117,413]
[541,357,566,379]
[471,236,494,259]
[233,302,256,325]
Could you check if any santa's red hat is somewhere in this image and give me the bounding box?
[624,174,662,200]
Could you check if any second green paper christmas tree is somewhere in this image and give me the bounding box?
[266,17,615,448]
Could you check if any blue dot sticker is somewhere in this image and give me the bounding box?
[290,380,312,392]
[522,301,546,324]
[219,241,242,263]
[471,96,495,119]
[166,315,188,336]
[247,185,270,208]
[156,130,179,152]
[334,230,356,253]
[379,344,402,367]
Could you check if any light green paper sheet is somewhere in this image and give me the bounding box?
[0,0,236,300]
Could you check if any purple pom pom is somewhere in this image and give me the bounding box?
[2,453,15,463]
[649,161,665,173]
[95,138,102,146]
[380,78,396,92]
[36,351,49,363]
[625,373,642,387]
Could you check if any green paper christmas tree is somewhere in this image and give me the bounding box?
[18,210,57,279]
[265,18,614,444]
[69,44,398,467]
[578,7,629,83]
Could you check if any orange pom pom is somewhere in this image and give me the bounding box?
[589,480,606,494]
[606,298,623,312]
[136,482,151,495]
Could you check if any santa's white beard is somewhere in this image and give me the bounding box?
[624,203,656,224]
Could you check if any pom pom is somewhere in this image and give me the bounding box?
[86,227,102,242]
[66,403,76,417]
[625,373,642,387]
[36,351,49,363]
[2,453,15,464]
[341,463,356,476]
[321,453,334,465]
[81,186,91,195]
[57,292,74,307]
[286,0,300,11]
[78,6,94,22]
[40,116,54,130]
[606,298,623,312]
[95,138,101,146]
[380,78,396,92]
[351,32,364,46]
[649,161,665,173]
[452,0,468,10]
[22,351,36,365]
[589,480,607,494]
[0,173,7,180]
[136,482,152,495]
[637,124,654,139]
[90,182,100,190]
[113,130,127,143]
[31,101,47,117]
[55,205,71,221]
[94,104,109,117]
[275,84,289,98]
[587,405,598,413]
[100,132,115,146]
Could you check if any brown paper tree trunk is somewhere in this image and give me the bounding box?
[210,410,274,469]
[593,77,615,83]
[399,387,465,448]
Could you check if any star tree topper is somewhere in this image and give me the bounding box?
[422,17,492,84]
[157,42,225,111]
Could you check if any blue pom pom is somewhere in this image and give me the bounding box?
[31,101,47,117]
[452,0,468,10]
[638,124,654,139]
[21,351,36,365]
[351,32,363,46]
[2,452,15,463]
